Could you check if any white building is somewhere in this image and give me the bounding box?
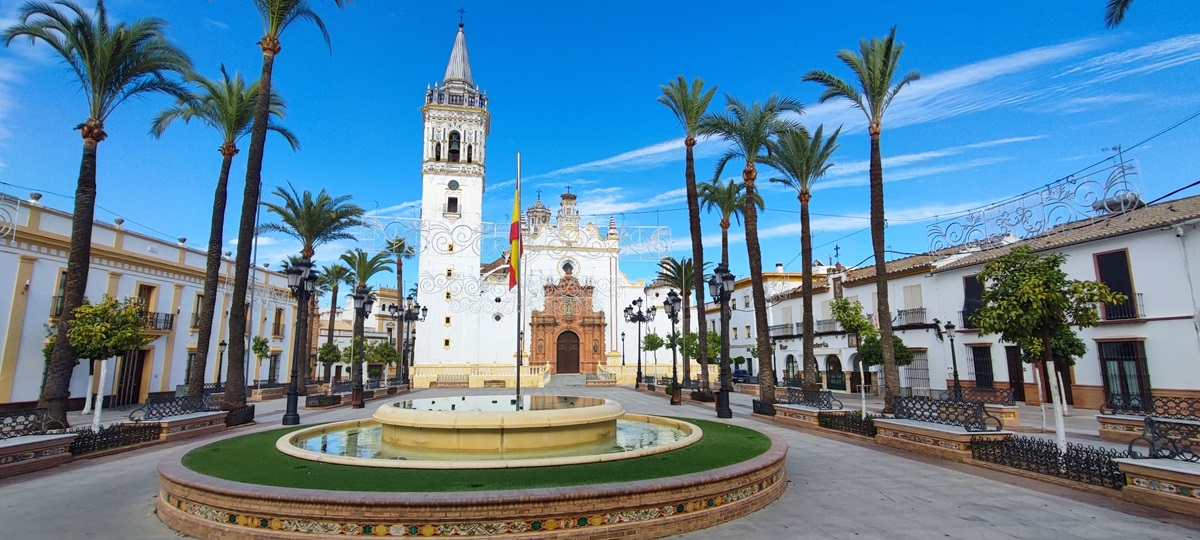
[0,193,298,409]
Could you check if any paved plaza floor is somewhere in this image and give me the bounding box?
[2,387,1198,539]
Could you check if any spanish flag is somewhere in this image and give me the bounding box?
[508,156,522,289]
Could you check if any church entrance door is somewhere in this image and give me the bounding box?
[556,331,580,374]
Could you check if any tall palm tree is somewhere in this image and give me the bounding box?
[1105,0,1134,27]
[659,76,717,396]
[340,248,394,404]
[318,264,353,381]
[386,237,416,308]
[763,126,841,389]
[699,179,762,268]
[151,66,298,397]
[804,27,919,408]
[259,183,363,395]
[656,257,710,388]
[4,0,192,423]
[699,95,802,407]
[226,0,347,411]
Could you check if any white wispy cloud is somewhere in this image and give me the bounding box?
[819,135,1044,180]
[204,18,230,30]
[817,156,1014,191]
[1061,34,1200,84]
[576,186,687,216]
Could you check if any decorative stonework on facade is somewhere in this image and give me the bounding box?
[530,263,606,375]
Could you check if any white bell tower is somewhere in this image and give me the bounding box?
[415,22,490,364]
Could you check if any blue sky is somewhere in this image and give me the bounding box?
[3,1,1200,302]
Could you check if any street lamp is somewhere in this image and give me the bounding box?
[623,298,656,389]
[620,331,626,366]
[708,263,736,419]
[383,296,427,386]
[283,258,319,425]
[664,290,683,405]
[351,284,374,409]
[943,319,961,401]
[216,339,227,390]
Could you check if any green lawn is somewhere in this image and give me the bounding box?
[181,418,771,492]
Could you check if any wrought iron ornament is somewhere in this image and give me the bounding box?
[1128,418,1200,463]
[1101,393,1200,420]
[0,408,64,439]
[938,386,1015,406]
[818,411,878,438]
[971,435,1127,490]
[127,394,215,422]
[891,396,1003,432]
[68,423,161,456]
[783,388,844,410]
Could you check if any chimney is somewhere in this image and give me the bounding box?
[113,218,124,229]
[28,192,42,206]
[775,263,784,273]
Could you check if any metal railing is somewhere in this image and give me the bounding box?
[1102,292,1145,320]
[814,319,840,333]
[896,307,927,326]
[767,323,791,337]
[783,388,843,410]
[68,423,161,456]
[819,411,877,437]
[1128,418,1200,462]
[892,396,1003,432]
[939,386,1016,406]
[960,299,982,329]
[145,312,174,331]
[971,435,1127,490]
[1100,394,1200,420]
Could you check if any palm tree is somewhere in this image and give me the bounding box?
[258,183,363,396]
[340,248,394,405]
[3,0,192,423]
[656,257,710,388]
[699,179,762,268]
[319,263,353,382]
[763,126,841,389]
[226,0,347,411]
[699,95,802,407]
[659,76,717,396]
[386,237,416,308]
[151,66,298,397]
[1105,0,1134,27]
[804,27,920,408]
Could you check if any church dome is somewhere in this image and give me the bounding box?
[527,195,551,228]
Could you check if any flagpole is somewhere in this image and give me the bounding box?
[515,152,523,409]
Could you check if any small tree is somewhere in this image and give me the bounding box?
[859,335,914,367]
[67,295,149,429]
[251,336,270,383]
[643,332,664,366]
[318,342,340,378]
[973,246,1124,452]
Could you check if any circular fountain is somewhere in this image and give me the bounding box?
[276,395,701,468]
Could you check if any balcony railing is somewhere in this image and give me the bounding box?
[896,307,927,326]
[1103,292,1145,320]
[145,312,175,331]
[960,299,982,329]
[50,295,65,318]
[814,319,840,333]
[768,323,791,337]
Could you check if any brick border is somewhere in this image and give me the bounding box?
[155,430,787,539]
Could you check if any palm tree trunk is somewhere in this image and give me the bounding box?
[720,222,730,267]
[39,135,102,425]
[684,139,710,392]
[224,44,279,411]
[293,290,309,396]
[189,151,234,397]
[325,283,339,383]
[681,295,691,384]
[352,302,364,392]
[743,164,775,405]
[800,193,818,389]
[869,130,899,411]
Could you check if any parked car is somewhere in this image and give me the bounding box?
[731,369,750,383]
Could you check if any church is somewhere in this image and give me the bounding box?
[408,23,679,385]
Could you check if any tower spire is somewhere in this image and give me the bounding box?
[444,21,474,85]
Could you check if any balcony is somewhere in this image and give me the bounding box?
[768,323,791,338]
[960,299,982,329]
[814,319,840,334]
[145,312,175,331]
[50,295,64,318]
[1102,292,1145,320]
[896,307,927,326]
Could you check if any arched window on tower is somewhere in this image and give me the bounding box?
[435,142,442,162]
[448,131,461,162]
[466,144,473,163]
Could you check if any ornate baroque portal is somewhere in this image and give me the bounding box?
[530,262,606,374]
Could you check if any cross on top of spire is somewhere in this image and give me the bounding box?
[458,6,466,26]
[565,184,571,194]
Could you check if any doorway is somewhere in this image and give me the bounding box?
[556,331,580,374]
[827,355,845,391]
[1039,359,1074,405]
[113,349,147,407]
[1005,346,1026,402]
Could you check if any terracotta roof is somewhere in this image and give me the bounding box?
[934,194,1200,272]
[480,255,509,275]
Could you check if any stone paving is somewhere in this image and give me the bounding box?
[1,386,1197,539]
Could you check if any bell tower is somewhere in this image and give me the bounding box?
[416,22,490,364]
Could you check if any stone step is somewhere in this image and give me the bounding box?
[546,374,588,387]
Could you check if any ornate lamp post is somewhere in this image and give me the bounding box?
[708,263,736,419]
[351,284,374,409]
[623,298,656,389]
[215,339,227,390]
[944,319,961,400]
[390,296,427,385]
[283,259,319,425]
[620,331,626,366]
[665,289,683,405]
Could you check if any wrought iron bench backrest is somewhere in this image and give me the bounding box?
[330,380,353,394]
[1101,394,1200,421]
[891,396,1003,432]
[128,395,213,422]
[784,388,844,410]
[1129,417,1200,462]
[938,386,1015,406]
[0,408,65,439]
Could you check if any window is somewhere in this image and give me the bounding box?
[268,354,280,384]
[136,284,155,308]
[903,284,922,310]
[745,325,751,339]
[466,144,473,163]
[445,291,452,301]
[445,268,454,278]
[272,308,284,337]
[742,295,750,309]
[903,350,931,397]
[443,338,451,349]
[444,315,451,326]
[184,352,197,385]
[191,294,203,328]
[435,142,442,161]
[1095,250,1138,320]
[448,131,461,162]
[968,346,995,389]
[447,243,455,253]
[732,327,738,340]
[1098,340,1151,400]
[962,275,983,329]
[446,196,459,214]
[51,270,67,318]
